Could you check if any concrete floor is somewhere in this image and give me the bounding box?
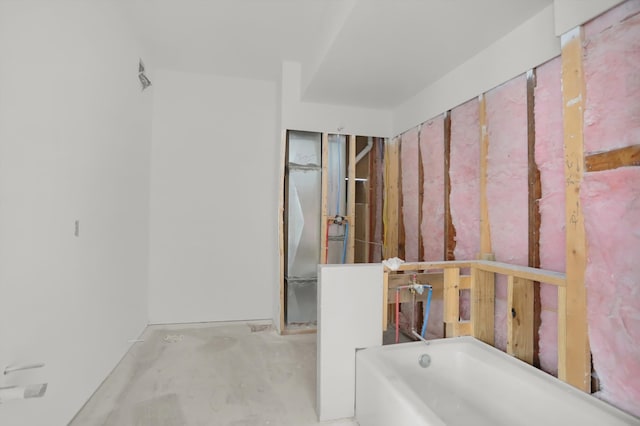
[70,322,358,426]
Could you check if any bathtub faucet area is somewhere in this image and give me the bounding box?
[394,274,433,343]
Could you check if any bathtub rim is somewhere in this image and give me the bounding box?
[355,336,640,424]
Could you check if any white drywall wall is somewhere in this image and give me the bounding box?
[553,0,625,35]
[148,70,279,324]
[282,61,393,138]
[317,264,383,421]
[392,5,560,135]
[0,2,152,425]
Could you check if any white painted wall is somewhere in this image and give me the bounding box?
[282,61,393,138]
[0,2,152,425]
[392,5,560,135]
[317,264,383,421]
[148,70,279,324]
[553,0,625,35]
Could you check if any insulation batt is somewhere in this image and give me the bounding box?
[417,117,446,338]
[582,2,640,416]
[581,168,640,417]
[450,99,480,261]
[584,4,640,154]
[400,127,420,262]
[450,99,480,320]
[534,56,564,376]
[486,75,528,351]
[420,117,445,261]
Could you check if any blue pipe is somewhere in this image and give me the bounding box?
[421,286,433,338]
[341,222,349,264]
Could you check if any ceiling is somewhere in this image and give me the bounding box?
[127,0,553,109]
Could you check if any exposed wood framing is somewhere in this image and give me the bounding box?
[585,144,640,172]
[368,139,379,262]
[444,268,460,337]
[474,260,566,286]
[457,322,472,336]
[559,27,590,392]
[390,260,566,286]
[507,276,534,364]
[320,133,329,264]
[471,267,495,345]
[278,130,288,333]
[383,138,400,259]
[397,137,406,260]
[388,272,444,288]
[347,134,356,263]
[459,275,471,290]
[527,70,541,270]
[418,125,425,261]
[479,94,492,257]
[443,111,456,260]
[387,260,566,349]
[527,69,542,367]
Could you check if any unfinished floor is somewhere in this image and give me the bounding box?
[70,322,358,426]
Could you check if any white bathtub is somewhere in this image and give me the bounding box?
[355,336,639,426]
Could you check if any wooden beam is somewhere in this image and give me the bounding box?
[389,260,566,286]
[347,134,356,263]
[479,94,492,256]
[368,138,379,263]
[559,26,590,392]
[418,125,425,261]
[507,276,534,364]
[391,260,474,271]
[527,69,541,271]
[471,267,495,345]
[444,111,456,261]
[457,321,472,337]
[388,272,444,288]
[459,275,471,290]
[474,260,566,286]
[383,138,400,259]
[527,69,542,367]
[279,129,288,334]
[320,133,329,264]
[444,268,460,337]
[585,144,640,172]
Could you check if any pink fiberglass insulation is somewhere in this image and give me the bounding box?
[450,99,481,322]
[417,117,445,338]
[581,3,640,415]
[583,2,640,154]
[420,116,445,261]
[534,56,565,376]
[450,98,481,261]
[401,127,420,262]
[486,75,529,351]
[581,168,640,417]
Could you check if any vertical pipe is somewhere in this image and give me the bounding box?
[421,287,433,338]
[341,222,349,264]
[395,289,400,344]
